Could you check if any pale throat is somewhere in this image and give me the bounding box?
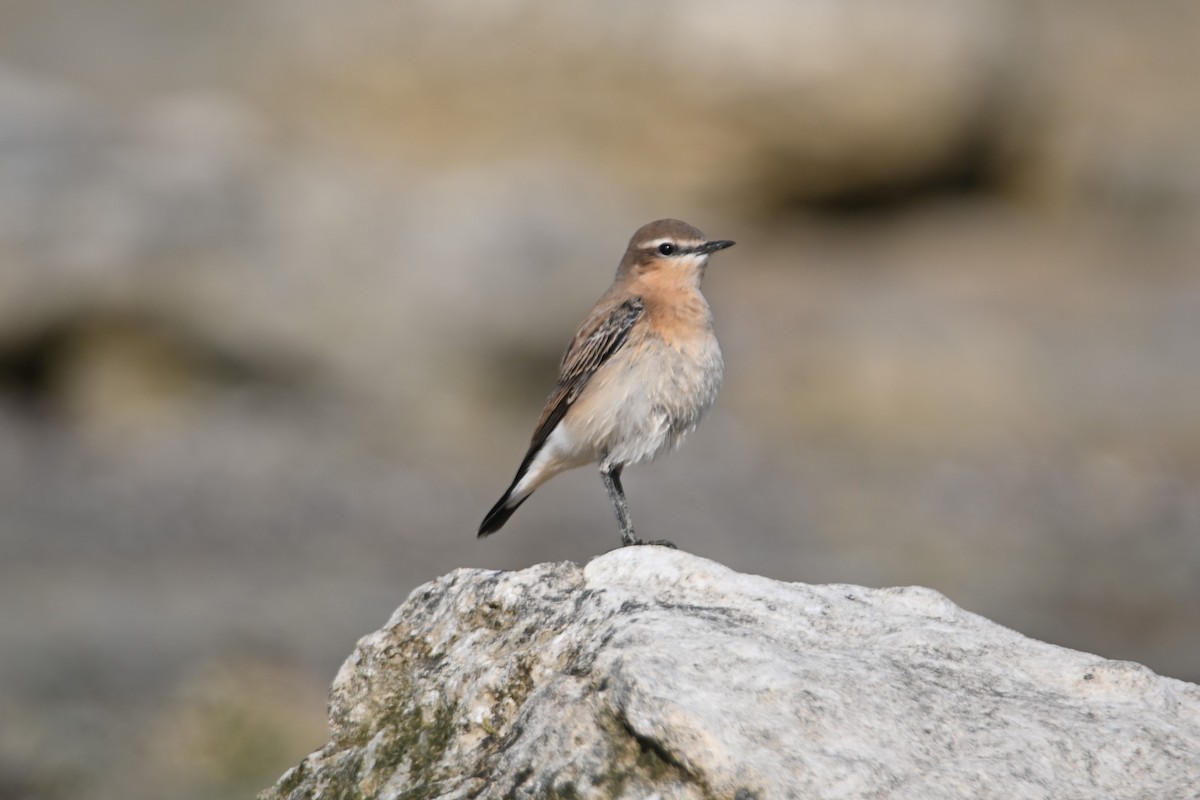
[637,254,709,293]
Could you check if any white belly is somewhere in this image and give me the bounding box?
[569,333,723,468]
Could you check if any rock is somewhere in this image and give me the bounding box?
[261,549,1200,799]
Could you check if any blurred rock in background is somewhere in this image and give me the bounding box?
[0,1,1197,798]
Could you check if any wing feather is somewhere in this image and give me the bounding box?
[478,294,645,536]
[524,295,644,467]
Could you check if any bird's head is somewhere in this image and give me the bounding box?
[618,218,735,284]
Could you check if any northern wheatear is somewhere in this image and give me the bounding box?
[479,218,734,548]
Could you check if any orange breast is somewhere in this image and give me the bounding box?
[635,273,713,348]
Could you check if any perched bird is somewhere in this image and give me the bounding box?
[479,218,734,548]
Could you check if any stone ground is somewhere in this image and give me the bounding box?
[262,549,1200,799]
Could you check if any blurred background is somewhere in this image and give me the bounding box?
[1,0,1198,797]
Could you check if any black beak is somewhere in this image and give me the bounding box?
[697,239,735,255]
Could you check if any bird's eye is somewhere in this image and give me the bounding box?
[657,242,676,256]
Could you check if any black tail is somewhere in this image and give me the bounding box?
[480,437,550,537]
[478,488,531,537]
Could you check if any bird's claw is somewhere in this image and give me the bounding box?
[621,536,677,549]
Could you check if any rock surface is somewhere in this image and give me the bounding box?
[262,549,1200,799]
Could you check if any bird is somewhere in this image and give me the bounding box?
[478,218,734,548]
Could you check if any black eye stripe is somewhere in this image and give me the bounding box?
[643,241,703,256]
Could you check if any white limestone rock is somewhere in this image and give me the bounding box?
[262,549,1200,799]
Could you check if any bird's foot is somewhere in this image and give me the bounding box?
[620,535,677,549]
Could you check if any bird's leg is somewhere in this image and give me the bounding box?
[600,463,638,546]
[599,463,675,549]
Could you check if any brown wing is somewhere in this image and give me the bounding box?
[524,295,645,462]
[478,295,645,537]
